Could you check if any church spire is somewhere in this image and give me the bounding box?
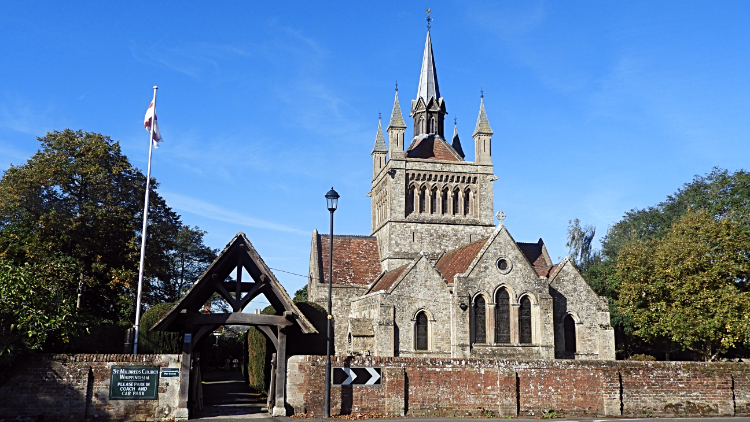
[372,113,387,153]
[452,117,465,159]
[416,30,440,103]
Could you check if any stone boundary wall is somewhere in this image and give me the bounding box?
[0,354,181,421]
[287,355,750,418]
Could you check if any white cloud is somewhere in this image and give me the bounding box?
[162,191,307,235]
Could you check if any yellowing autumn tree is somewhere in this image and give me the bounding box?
[616,210,750,360]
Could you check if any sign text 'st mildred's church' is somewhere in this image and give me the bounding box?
[308,26,615,360]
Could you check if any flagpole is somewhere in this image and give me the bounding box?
[133,85,158,355]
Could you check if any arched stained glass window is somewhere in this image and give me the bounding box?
[519,296,532,344]
[452,189,460,214]
[441,188,449,214]
[430,187,438,214]
[564,315,576,353]
[416,312,428,351]
[474,296,486,344]
[495,289,510,343]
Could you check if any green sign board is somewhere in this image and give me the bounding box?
[109,366,159,400]
[160,367,180,378]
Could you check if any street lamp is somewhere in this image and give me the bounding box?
[324,187,339,418]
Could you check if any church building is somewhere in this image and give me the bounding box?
[307,27,615,361]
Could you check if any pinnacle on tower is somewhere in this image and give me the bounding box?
[388,88,406,129]
[416,30,440,104]
[372,115,387,154]
[452,118,465,159]
[473,96,493,137]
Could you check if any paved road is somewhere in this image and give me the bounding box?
[199,416,750,422]
[192,370,269,420]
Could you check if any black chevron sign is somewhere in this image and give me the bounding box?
[332,367,382,386]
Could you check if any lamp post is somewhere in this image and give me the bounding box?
[324,187,339,418]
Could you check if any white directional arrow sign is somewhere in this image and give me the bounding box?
[365,367,381,385]
[342,367,357,386]
[332,367,382,386]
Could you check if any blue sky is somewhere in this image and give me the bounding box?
[1,1,749,305]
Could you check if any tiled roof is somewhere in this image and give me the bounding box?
[535,265,557,278]
[319,235,381,286]
[516,240,549,269]
[369,265,408,292]
[435,238,488,283]
[405,135,461,161]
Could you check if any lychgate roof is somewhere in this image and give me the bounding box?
[152,232,316,334]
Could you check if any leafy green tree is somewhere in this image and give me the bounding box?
[293,285,308,302]
[616,210,750,361]
[148,226,217,304]
[582,167,750,359]
[138,302,181,354]
[0,129,180,324]
[0,257,83,370]
[600,168,750,261]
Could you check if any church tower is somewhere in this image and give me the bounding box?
[370,28,498,271]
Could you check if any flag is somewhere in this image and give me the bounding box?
[144,101,162,147]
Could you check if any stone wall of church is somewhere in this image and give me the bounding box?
[310,284,368,355]
[453,227,556,359]
[287,355,750,418]
[549,261,616,360]
[351,258,454,357]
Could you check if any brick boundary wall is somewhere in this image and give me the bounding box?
[287,355,750,418]
[0,354,181,422]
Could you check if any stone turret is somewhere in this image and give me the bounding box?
[472,96,493,164]
[372,115,387,178]
[387,88,406,159]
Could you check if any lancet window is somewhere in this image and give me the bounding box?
[495,289,510,343]
[463,188,471,215]
[415,312,428,351]
[473,296,486,344]
[519,296,532,344]
[564,315,576,353]
[441,188,449,214]
[406,185,415,215]
[419,186,427,213]
[430,187,438,214]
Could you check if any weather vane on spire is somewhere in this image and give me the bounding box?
[395,81,398,92]
[481,88,484,99]
[426,8,433,30]
[454,116,457,126]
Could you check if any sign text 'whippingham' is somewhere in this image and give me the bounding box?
[109,366,159,400]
